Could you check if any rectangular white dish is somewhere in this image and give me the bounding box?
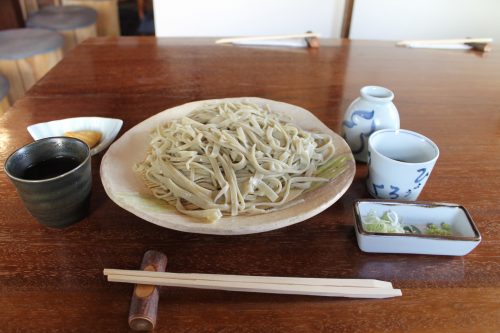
[353,200,481,256]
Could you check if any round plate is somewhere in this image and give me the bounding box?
[100,98,355,235]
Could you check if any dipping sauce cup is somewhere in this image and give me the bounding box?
[4,137,91,228]
[367,129,439,201]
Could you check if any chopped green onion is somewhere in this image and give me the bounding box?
[361,211,452,236]
[362,210,405,233]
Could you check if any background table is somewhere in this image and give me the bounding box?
[1,38,499,332]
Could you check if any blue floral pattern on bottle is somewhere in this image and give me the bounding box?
[342,110,375,128]
[342,87,399,162]
[342,110,375,154]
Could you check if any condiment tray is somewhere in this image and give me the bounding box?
[27,117,123,156]
[353,200,481,256]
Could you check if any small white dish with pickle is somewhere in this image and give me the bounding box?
[27,117,123,156]
[353,200,481,256]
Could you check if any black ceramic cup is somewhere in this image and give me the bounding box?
[4,137,91,228]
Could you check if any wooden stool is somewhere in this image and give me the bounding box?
[18,0,62,21]
[26,6,97,53]
[0,75,10,115]
[0,29,64,102]
[62,0,120,36]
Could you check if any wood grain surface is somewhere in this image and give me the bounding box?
[0,38,499,332]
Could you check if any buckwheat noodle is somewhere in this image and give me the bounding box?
[134,101,336,222]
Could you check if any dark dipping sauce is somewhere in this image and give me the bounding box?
[22,156,81,180]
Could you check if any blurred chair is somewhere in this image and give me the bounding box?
[0,75,10,115]
[117,0,139,36]
[62,0,121,36]
[136,0,154,35]
[26,6,97,53]
[0,29,64,103]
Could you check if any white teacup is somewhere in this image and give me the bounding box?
[367,129,439,200]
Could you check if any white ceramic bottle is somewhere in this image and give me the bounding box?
[342,86,400,163]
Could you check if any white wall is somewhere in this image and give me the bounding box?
[350,0,500,41]
[154,0,346,38]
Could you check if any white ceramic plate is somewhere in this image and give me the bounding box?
[353,200,481,256]
[100,97,355,235]
[27,117,123,156]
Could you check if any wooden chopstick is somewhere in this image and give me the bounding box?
[104,269,401,299]
[215,33,319,45]
[396,38,493,47]
[106,274,401,299]
[103,269,393,289]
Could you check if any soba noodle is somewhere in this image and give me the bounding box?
[134,101,336,222]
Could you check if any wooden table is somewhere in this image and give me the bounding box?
[1,38,499,332]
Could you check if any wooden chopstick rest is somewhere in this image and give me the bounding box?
[464,42,491,52]
[305,31,320,48]
[128,250,167,331]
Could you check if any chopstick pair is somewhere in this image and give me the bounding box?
[396,38,493,52]
[104,269,402,299]
[215,32,320,48]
